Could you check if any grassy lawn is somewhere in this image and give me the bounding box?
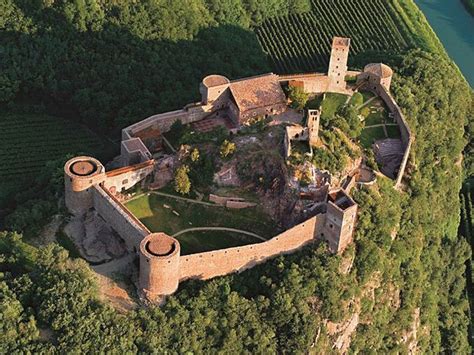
[125,193,279,255]
[365,111,386,126]
[359,126,386,149]
[386,125,402,139]
[321,93,349,119]
[175,230,262,255]
[360,90,376,102]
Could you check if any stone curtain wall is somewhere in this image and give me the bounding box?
[179,214,325,281]
[376,84,413,187]
[123,103,214,140]
[103,161,154,193]
[92,186,150,251]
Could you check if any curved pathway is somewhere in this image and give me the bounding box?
[172,227,266,241]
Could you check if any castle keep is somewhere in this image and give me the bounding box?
[65,37,412,300]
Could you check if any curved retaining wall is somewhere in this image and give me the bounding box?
[371,84,413,188]
[179,214,325,281]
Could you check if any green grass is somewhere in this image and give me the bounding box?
[360,91,376,103]
[365,111,385,126]
[321,93,348,119]
[174,230,263,255]
[386,125,402,139]
[359,127,386,149]
[125,193,279,255]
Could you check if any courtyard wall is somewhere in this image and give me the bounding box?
[92,185,150,251]
[178,214,325,281]
[372,84,413,187]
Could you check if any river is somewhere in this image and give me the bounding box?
[415,0,474,87]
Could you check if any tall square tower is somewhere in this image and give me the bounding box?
[323,189,357,253]
[327,37,350,91]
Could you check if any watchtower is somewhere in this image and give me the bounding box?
[307,109,320,146]
[358,63,393,93]
[139,233,181,299]
[199,74,230,105]
[323,189,357,253]
[328,37,350,91]
[64,156,105,216]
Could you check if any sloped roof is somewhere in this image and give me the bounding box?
[364,63,393,78]
[229,73,286,113]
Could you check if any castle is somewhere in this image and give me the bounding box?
[65,37,412,300]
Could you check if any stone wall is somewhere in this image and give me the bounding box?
[92,186,150,251]
[123,103,214,141]
[373,84,413,187]
[179,214,325,281]
[103,161,154,194]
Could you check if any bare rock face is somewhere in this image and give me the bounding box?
[64,211,127,263]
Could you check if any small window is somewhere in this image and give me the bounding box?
[330,224,334,229]
[122,178,128,185]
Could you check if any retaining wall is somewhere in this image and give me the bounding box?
[92,186,150,250]
[179,214,325,281]
[374,84,413,187]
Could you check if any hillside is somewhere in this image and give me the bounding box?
[0,0,472,353]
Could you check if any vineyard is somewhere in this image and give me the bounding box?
[0,114,106,179]
[255,0,416,73]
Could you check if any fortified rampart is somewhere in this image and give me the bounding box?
[92,185,150,251]
[178,214,325,281]
[65,155,356,299]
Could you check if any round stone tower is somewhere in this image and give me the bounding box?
[139,233,181,299]
[64,156,105,216]
[361,63,393,92]
[199,74,230,104]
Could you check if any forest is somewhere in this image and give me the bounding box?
[1,0,473,353]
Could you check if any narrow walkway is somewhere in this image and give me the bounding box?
[127,191,217,207]
[172,227,266,241]
[365,123,398,128]
[92,253,136,277]
[356,95,378,110]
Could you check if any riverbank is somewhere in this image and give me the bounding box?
[415,0,474,87]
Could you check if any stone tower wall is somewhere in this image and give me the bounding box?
[323,199,357,254]
[139,233,181,298]
[307,109,320,146]
[92,185,150,251]
[327,37,350,92]
[64,156,106,216]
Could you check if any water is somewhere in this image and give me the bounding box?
[415,0,474,87]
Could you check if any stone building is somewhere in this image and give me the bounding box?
[200,73,287,126]
[323,189,358,253]
[357,63,393,92]
[327,37,350,91]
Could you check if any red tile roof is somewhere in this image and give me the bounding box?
[229,73,286,113]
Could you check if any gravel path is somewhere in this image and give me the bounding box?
[172,227,266,241]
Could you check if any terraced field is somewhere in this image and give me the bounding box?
[255,0,417,73]
[0,113,106,178]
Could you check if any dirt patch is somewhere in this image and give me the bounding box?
[64,211,127,263]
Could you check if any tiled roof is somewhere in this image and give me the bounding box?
[229,73,286,113]
[364,63,393,78]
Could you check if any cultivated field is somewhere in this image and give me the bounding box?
[0,113,106,179]
[255,0,416,73]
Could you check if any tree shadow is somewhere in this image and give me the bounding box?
[3,1,271,134]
